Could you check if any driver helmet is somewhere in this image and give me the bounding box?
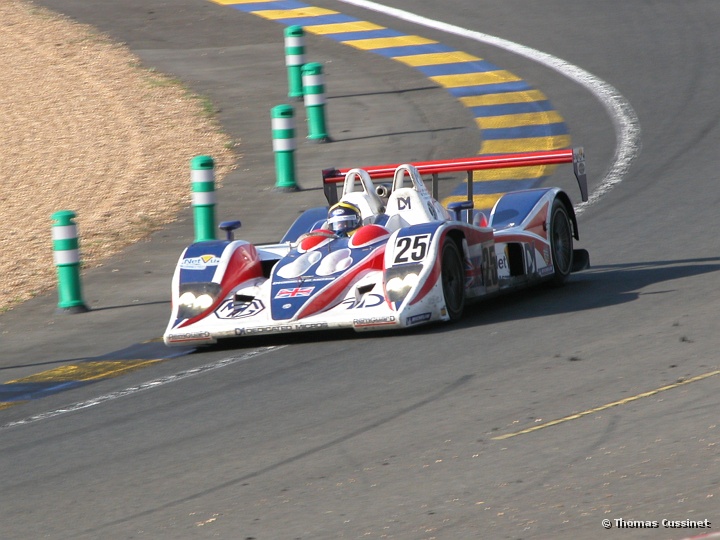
[327,201,362,235]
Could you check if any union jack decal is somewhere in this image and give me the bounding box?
[275,287,314,298]
[464,254,483,288]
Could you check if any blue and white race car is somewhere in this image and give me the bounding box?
[163,149,589,346]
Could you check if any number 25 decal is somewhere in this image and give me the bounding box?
[482,245,498,287]
[394,234,431,263]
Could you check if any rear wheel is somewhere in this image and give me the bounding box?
[441,239,465,321]
[549,200,574,286]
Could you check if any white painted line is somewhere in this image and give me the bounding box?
[1,346,282,430]
[337,0,641,213]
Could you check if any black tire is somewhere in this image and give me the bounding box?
[548,200,574,286]
[441,239,465,321]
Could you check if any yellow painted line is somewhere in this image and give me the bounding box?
[493,370,720,440]
[209,0,275,4]
[475,111,565,130]
[430,70,521,89]
[251,7,338,20]
[6,360,162,384]
[0,402,25,411]
[481,135,571,154]
[459,90,549,107]
[441,166,558,209]
[304,21,385,35]
[443,193,504,210]
[470,165,556,181]
[343,35,437,50]
[392,51,482,67]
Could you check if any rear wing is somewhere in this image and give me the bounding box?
[321,147,588,206]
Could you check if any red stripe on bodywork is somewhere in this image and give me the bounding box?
[494,233,544,245]
[409,256,441,306]
[295,246,386,319]
[524,202,548,240]
[407,231,450,306]
[179,244,263,328]
[407,228,493,307]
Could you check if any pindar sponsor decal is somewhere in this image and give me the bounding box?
[353,315,396,327]
[180,254,221,270]
[167,330,211,342]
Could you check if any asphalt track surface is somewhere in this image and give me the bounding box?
[2,1,720,539]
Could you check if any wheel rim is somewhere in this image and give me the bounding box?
[552,208,573,275]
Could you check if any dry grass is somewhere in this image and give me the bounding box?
[0,0,237,312]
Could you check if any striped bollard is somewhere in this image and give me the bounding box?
[284,26,305,101]
[191,155,216,241]
[272,104,299,191]
[302,62,330,143]
[51,210,89,313]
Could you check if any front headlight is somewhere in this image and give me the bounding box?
[195,294,214,310]
[177,282,221,319]
[178,291,196,307]
[385,264,422,303]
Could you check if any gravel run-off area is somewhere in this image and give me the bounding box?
[0,0,236,312]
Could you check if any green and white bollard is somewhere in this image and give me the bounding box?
[271,104,299,191]
[191,155,216,241]
[51,210,89,313]
[302,62,330,143]
[284,25,306,101]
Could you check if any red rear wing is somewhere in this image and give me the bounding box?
[322,147,588,206]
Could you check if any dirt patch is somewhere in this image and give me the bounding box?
[0,0,236,312]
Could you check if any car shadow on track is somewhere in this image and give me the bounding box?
[446,256,720,330]
[198,257,720,351]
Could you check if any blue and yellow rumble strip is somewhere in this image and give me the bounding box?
[0,342,192,410]
[211,0,571,210]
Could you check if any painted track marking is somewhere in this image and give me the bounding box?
[492,369,720,440]
[0,346,281,430]
[337,0,641,213]
[216,0,572,210]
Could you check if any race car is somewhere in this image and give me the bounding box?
[163,148,589,346]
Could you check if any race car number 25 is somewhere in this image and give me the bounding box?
[394,234,431,264]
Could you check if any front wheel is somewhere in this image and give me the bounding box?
[548,200,574,286]
[441,239,465,321]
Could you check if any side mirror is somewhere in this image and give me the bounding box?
[219,220,242,241]
[447,200,474,223]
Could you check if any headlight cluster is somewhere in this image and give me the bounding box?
[179,292,214,310]
[385,264,422,303]
[177,282,221,319]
